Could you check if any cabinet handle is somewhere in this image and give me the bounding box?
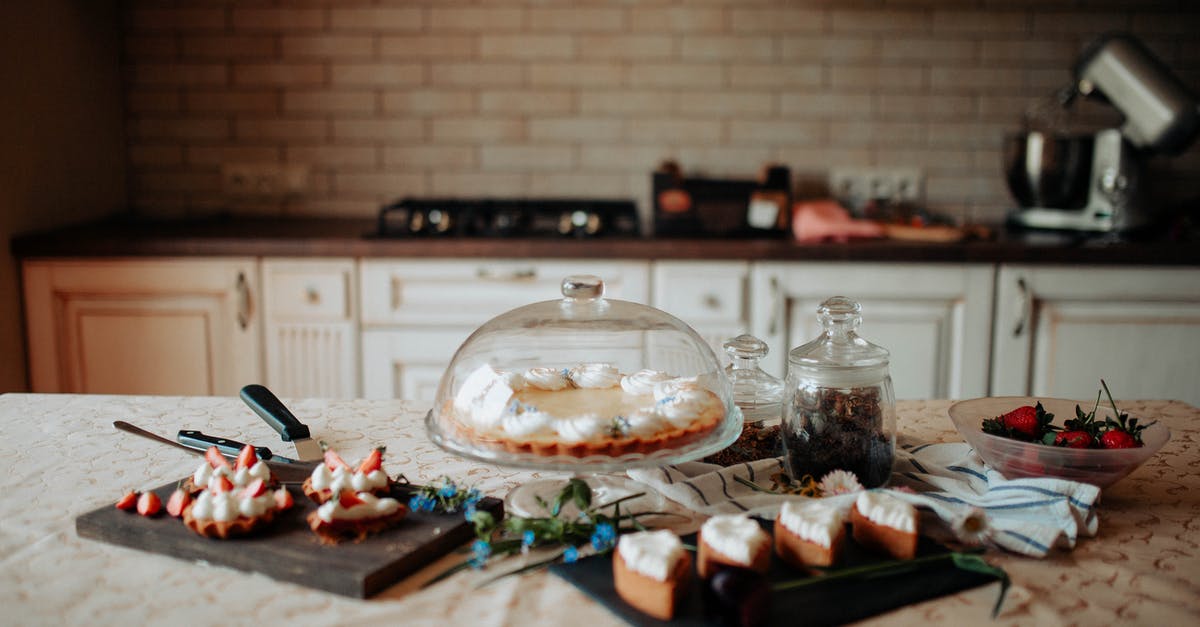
[236,271,251,330]
[702,294,721,310]
[1013,276,1030,337]
[476,267,536,281]
[305,286,321,305]
[767,275,781,335]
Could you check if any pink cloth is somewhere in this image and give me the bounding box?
[792,200,885,243]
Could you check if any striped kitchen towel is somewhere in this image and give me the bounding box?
[627,442,1101,558]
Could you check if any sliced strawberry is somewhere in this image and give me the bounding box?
[165,488,191,517]
[205,446,231,470]
[358,447,385,474]
[137,491,162,516]
[324,448,350,471]
[274,488,294,511]
[337,490,365,508]
[240,478,267,499]
[212,475,235,493]
[235,444,258,470]
[116,491,139,511]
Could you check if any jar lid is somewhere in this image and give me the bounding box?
[787,296,890,380]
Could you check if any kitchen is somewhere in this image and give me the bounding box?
[3,1,1200,625]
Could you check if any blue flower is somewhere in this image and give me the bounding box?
[437,482,458,498]
[463,503,477,519]
[563,546,579,563]
[465,488,482,504]
[521,530,536,547]
[590,522,616,552]
[469,538,492,568]
[408,494,434,512]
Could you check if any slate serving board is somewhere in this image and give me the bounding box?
[76,481,502,598]
[551,530,996,626]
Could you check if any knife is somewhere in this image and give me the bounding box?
[176,429,296,464]
[113,421,317,484]
[239,384,324,461]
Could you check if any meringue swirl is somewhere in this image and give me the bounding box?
[500,408,554,438]
[657,389,719,427]
[621,369,673,395]
[624,408,671,437]
[523,367,570,391]
[653,376,702,402]
[554,414,607,443]
[569,363,622,389]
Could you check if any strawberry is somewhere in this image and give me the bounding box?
[1098,379,1149,449]
[235,444,258,470]
[274,488,294,511]
[1100,430,1140,449]
[240,478,267,499]
[205,446,231,470]
[212,476,235,493]
[116,491,139,511]
[337,490,365,508]
[1054,430,1094,449]
[982,402,1055,441]
[358,446,385,474]
[324,448,350,471]
[137,491,162,516]
[165,487,191,517]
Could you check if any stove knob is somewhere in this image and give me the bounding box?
[428,209,453,234]
[408,209,426,234]
[558,210,601,236]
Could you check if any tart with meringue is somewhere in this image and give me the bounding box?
[181,475,293,539]
[307,489,408,544]
[184,445,278,495]
[445,363,725,458]
[302,446,392,505]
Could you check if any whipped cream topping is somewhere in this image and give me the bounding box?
[657,388,719,428]
[700,514,769,565]
[454,365,516,423]
[523,367,571,391]
[500,408,554,437]
[779,500,845,548]
[624,408,671,437]
[189,489,276,522]
[617,529,685,582]
[620,369,672,395]
[855,491,916,533]
[653,377,702,402]
[192,462,227,488]
[569,363,621,389]
[233,461,271,486]
[309,463,389,494]
[554,414,607,443]
[316,492,402,523]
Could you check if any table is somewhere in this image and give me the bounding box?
[1,394,1197,626]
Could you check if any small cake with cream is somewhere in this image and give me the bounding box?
[850,491,919,560]
[307,489,408,544]
[697,514,772,578]
[302,446,392,504]
[774,499,847,569]
[612,529,692,620]
[447,363,725,457]
[185,445,277,495]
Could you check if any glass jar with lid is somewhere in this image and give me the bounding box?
[782,296,895,488]
[703,334,784,465]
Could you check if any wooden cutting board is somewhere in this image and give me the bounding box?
[76,481,503,598]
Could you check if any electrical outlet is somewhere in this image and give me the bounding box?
[221,163,309,197]
[828,167,923,209]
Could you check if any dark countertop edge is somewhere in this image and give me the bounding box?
[10,217,1200,265]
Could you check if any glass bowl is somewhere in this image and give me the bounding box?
[425,274,742,473]
[947,396,1170,488]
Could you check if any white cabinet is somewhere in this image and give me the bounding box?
[22,258,261,395]
[359,259,650,401]
[992,265,1200,406]
[651,261,749,364]
[262,258,359,398]
[750,263,995,400]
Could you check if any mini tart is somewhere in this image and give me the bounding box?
[773,502,846,570]
[302,448,393,504]
[696,516,772,579]
[613,546,692,621]
[850,492,918,560]
[181,501,278,539]
[306,493,409,545]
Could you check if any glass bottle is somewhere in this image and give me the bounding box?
[782,297,895,487]
[703,334,784,466]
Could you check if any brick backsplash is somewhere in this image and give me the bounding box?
[121,0,1200,225]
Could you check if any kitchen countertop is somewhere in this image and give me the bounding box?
[10,215,1200,264]
[2,393,1197,626]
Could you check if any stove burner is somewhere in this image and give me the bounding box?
[373,198,641,238]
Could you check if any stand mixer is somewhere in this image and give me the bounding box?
[1006,32,1200,232]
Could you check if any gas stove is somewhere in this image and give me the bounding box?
[372,198,642,238]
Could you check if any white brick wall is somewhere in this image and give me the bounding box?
[122,0,1200,224]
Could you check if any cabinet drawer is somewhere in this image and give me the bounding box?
[360,259,649,325]
[265,260,354,321]
[653,262,748,324]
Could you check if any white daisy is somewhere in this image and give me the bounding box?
[817,469,864,496]
[952,507,992,546]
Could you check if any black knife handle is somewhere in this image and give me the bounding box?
[240,384,311,442]
[177,429,275,461]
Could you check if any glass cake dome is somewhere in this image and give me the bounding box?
[425,274,742,472]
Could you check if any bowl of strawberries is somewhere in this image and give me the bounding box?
[947,384,1170,488]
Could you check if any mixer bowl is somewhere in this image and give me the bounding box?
[1003,131,1094,209]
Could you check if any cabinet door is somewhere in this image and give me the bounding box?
[262,258,358,398]
[992,265,1200,406]
[22,258,261,395]
[750,263,994,400]
[652,261,749,364]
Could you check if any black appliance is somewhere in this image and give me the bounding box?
[373,198,641,238]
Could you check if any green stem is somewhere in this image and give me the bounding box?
[733,475,778,494]
[774,552,955,591]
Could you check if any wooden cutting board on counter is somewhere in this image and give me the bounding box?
[76,481,503,598]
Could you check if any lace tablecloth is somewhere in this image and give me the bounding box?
[1,394,1197,626]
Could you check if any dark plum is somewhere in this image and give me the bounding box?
[702,567,771,627]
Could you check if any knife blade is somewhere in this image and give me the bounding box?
[239,384,324,461]
[113,421,318,484]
